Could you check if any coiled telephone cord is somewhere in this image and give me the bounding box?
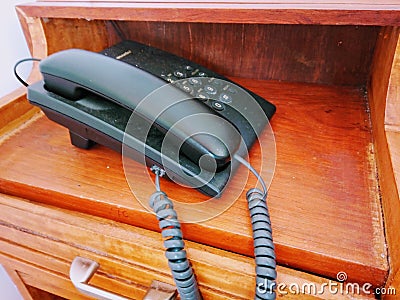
[246,187,277,299]
[149,167,202,300]
[150,155,277,300]
[234,154,277,299]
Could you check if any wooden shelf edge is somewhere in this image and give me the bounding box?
[385,28,400,130]
[0,88,39,137]
[17,2,400,26]
[0,88,29,129]
[385,130,400,210]
[15,5,48,59]
[0,174,388,287]
[384,131,400,294]
[368,26,400,295]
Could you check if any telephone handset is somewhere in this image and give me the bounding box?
[40,49,240,172]
[27,40,276,196]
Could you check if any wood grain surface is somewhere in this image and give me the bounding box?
[37,18,380,86]
[0,79,387,286]
[17,1,400,26]
[386,131,400,299]
[367,27,400,294]
[111,21,379,87]
[385,31,400,130]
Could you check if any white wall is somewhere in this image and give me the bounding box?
[0,0,35,98]
[0,1,34,298]
[0,266,23,300]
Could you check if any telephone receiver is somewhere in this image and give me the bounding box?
[27,41,275,196]
[40,49,241,172]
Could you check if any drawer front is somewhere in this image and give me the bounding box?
[0,194,256,299]
[0,194,373,299]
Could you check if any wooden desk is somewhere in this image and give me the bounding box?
[0,1,399,299]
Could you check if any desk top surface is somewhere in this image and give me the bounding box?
[0,78,387,286]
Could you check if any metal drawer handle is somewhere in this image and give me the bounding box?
[70,256,177,300]
[69,256,129,300]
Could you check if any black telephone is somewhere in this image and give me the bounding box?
[27,40,276,197]
[25,40,278,299]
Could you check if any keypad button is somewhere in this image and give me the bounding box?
[211,101,225,111]
[204,85,217,95]
[228,87,237,94]
[196,92,209,101]
[188,78,201,86]
[219,93,232,104]
[181,85,194,94]
[213,79,222,85]
[174,70,185,78]
[185,65,194,71]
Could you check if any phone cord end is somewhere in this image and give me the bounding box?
[13,58,41,87]
[149,166,202,300]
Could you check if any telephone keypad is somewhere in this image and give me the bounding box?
[101,39,276,148]
[177,77,237,109]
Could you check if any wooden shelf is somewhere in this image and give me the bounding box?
[0,78,387,286]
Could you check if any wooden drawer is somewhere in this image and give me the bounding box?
[0,193,250,299]
[0,193,374,299]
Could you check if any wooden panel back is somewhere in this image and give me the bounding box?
[40,18,379,86]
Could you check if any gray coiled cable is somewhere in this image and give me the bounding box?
[234,155,277,300]
[247,188,277,299]
[149,167,202,300]
[149,154,277,300]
